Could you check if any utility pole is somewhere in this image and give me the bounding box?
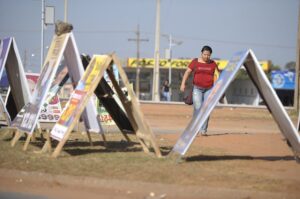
[64,0,68,22]
[41,0,45,71]
[23,49,28,71]
[163,34,182,87]
[128,24,149,99]
[152,0,161,101]
[294,2,300,111]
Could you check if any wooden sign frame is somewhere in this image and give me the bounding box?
[45,54,161,158]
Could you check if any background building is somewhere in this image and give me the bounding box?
[125,58,270,104]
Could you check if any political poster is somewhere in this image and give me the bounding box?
[64,34,102,134]
[96,97,115,125]
[11,34,69,134]
[26,73,63,123]
[51,55,110,141]
[98,64,119,126]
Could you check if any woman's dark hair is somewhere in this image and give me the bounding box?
[201,45,212,54]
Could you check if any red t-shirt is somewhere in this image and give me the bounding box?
[188,58,219,88]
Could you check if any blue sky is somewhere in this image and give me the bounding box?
[0,0,298,72]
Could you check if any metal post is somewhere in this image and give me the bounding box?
[41,0,45,70]
[294,3,300,110]
[152,0,161,101]
[163,33,182,101]
[168,34,172,85]
[64,0,68,22]
[136,25,141,98]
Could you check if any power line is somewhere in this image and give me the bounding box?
[1,29,295,50]
[74,30,133,34]
[171,35,297,49]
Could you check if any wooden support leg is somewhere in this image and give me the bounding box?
[23,133,32,151]
[137,132,162,158]
[151,139,162,158]
[86,131,93,147]
[100,133,107,147]
[32,123,43,142]
[31,132,36,142]
[11,130,22,147]
[40,130,45,141]
[41,130,52,153]
[121,132,131,142]
[52,139,66,158]
[137,137,150,154]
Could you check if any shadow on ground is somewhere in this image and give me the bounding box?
[184,154,295,162]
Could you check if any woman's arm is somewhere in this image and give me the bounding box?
[180,68,192,92]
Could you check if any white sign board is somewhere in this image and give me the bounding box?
[172,49,300,158]
[0,37,31,125]
[11,33,102,134]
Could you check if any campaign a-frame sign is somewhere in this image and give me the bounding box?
[47,54,161,158]
[80,54,134,140]
[172,49,300,161]
[10,33,102,148]
[0,38,31,126]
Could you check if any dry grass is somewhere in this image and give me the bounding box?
[0,131,299,194]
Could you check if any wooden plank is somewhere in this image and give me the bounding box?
[37,129,52,154]
[23,133,32,151]
[111,54,162,157]
[100,133,107,147]
[86,130,93,147]
[11,130,22,147]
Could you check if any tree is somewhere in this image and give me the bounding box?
[266,61,281,79]
[284,61,296,71]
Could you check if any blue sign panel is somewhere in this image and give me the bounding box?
[271,70,295,90]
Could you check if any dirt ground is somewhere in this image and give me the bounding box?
[0,102,300,199]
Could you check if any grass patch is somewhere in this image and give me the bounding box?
[0,132,297,193]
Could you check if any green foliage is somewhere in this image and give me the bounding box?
[285,61,296,71]
[266,61,281,79]
[235,69,249,80]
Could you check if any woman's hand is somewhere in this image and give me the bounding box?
[180,84,185,92]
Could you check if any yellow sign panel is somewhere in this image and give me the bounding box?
[127,58,269,71]
[82,55,108,91]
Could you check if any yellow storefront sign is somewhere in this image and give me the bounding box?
[127,58,269,71]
